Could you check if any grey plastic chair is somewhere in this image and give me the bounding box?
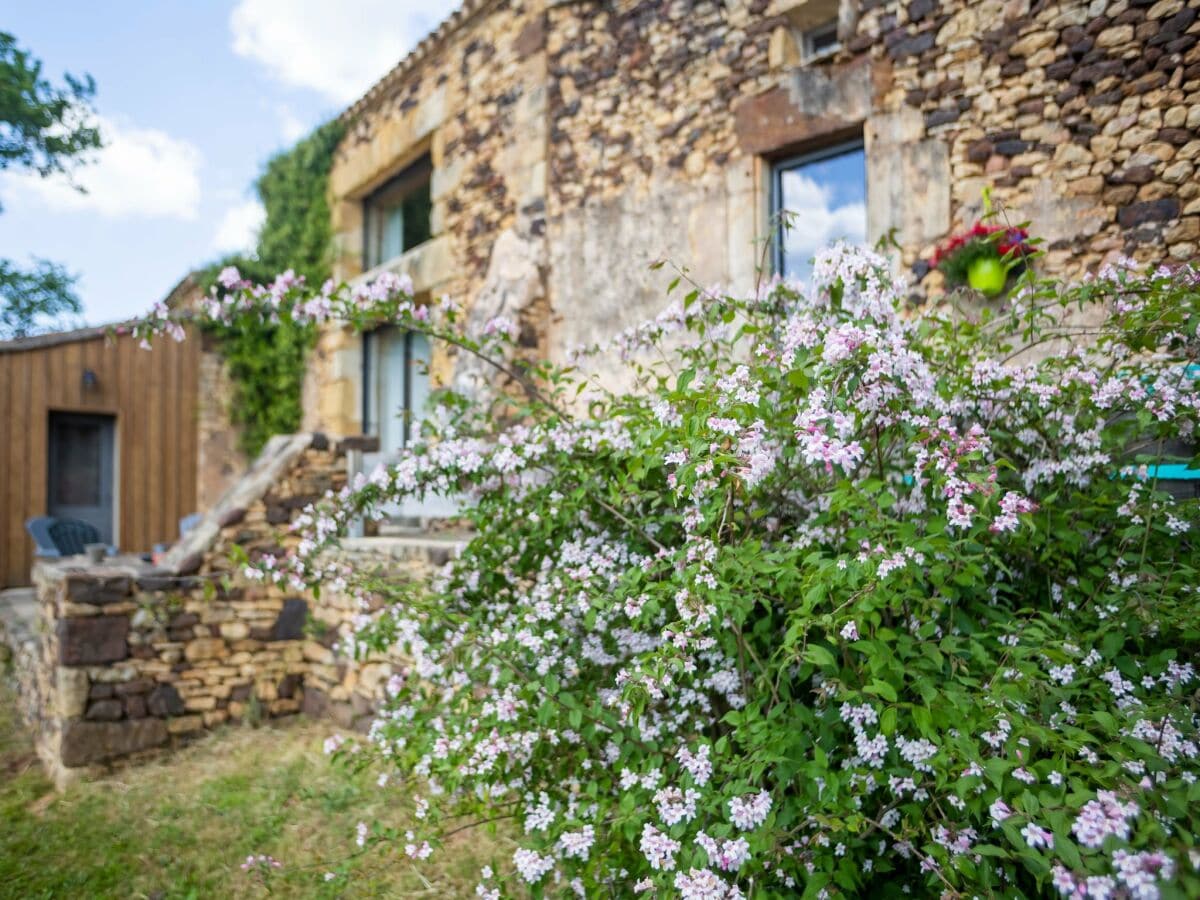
[25,517,61,558]
[46,518,101,557]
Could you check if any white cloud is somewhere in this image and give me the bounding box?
[3,115,202,220]
[230,0,441,104]
[780,173,867,276]
[211,199,265,254]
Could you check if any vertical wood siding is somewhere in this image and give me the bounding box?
[0,330,200,586]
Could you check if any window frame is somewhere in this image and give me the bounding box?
[802,19,841,62]
[770,138,866,277]
[361,154,433,270]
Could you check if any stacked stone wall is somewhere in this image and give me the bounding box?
[846,0,1200,280]
[301,535,464,731]
[8,433,437,784]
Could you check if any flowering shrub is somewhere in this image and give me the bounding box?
[141,249,1200,898]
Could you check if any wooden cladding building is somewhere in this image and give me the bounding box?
[0,325,201,587]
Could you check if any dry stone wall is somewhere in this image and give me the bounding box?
[8,433,439,784]
[302,534,465,732]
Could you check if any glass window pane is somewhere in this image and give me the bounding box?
[402,179,431,250]
[381,205,405,263]
[363,155,433,268]
[777,144,867,281]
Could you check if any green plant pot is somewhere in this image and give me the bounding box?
[967,256,1008,297]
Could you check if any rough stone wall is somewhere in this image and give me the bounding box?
[316,0,1199,417]
[196,331,247,511]
[848,0,1200,282]
[9,435,405,783]
[316,0,552,431]
[0,431,465,782]
[301,534,464,731]
[543,1,777,377]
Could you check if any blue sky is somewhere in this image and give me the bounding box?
[1,1,442,325]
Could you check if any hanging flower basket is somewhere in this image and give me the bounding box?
[930,222,1033,297]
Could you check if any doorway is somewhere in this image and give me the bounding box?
[47,412,116,544]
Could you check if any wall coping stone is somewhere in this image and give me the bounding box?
[160,432,320,574]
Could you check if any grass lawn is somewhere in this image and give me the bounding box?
[0,681,513,898]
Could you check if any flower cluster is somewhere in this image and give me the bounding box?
[930,219,1033,295]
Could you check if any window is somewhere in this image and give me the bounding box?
[802,19,841,61]
[771,140,867,281]
[358,326,458,524]
[363,154,432,270]
[363,326,431,458]
[47,412,116,543]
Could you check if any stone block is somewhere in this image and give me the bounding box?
[1119,198,1180,227]
[184,638,228,662]
[1166,217,1200,242]
[85,699,124,721]
[168,611,200,630]
[270,599,308,642]
[278,673,302,699]
[63,574,132,606]
[166,714,204,735]
[270,698,300,716]
[303,641,334,665]
[114,678,154,696]
[184,695,217,712]
[57,615,129,666]
[203,710,229,728]
[219,621,250,641]
[301,684,329,719]
[733,60,873,156]
[231,683,254,702]
[55,667,90,718]
[147,683,186,717]
[124,694,148,719]
[60,718,167,767]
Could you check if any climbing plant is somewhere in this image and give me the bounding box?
[202,118,345,456]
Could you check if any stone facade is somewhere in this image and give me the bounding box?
[2,433,454,784]
[306,0,1199,431]
[195,330,248,511]
[167,273,248,512]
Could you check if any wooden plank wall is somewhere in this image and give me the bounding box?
[0,329,200,587]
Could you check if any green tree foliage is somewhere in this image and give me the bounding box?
[0,31,101,338]
[0,258,78,339]
[203,119,346,456]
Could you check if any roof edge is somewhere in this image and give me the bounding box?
[338,0,502,126]
[0,269,204,355]
[0,322,129,354]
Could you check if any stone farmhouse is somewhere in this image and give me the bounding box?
[303,0,1200,464]
[3,0,1199,780]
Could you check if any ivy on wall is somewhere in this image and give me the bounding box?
[201,119,345,457]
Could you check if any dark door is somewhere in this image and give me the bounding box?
[47,412,116,544]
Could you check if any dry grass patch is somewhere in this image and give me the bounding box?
[0,681,513,898]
